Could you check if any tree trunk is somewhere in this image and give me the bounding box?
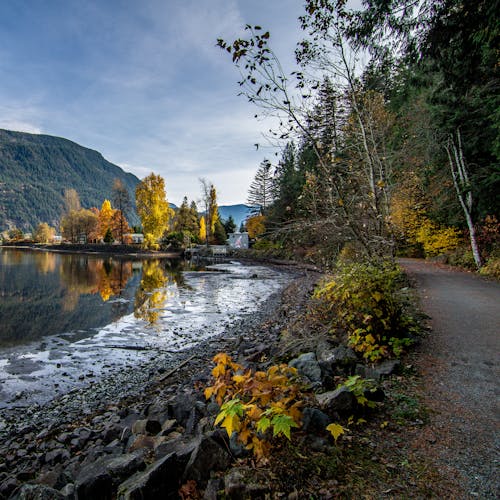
[445,130,482,268]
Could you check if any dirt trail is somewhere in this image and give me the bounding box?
[399,258,500,498]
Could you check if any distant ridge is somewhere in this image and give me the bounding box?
[0,129,140,230]
[218,204,254,229]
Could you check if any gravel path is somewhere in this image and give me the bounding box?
[400,258,500,498]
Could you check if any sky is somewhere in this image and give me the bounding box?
[0,0,307,206]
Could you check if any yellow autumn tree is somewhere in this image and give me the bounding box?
[199,216,207,242]
[135,173,173,249]
[246,215,266,238]
[99,199,114,240]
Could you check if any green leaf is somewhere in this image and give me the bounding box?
[256,416,271,434]
[271,414,298,440]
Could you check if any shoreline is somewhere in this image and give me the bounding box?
[0,243,183,259]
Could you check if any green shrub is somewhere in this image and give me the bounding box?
[313,262,416,362]
[479,257,500,279]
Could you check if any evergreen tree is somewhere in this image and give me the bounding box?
[247,159,274,214]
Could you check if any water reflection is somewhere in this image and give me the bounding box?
[0,249,186,346]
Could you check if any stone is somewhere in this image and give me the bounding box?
[159,419,177,436]
[117,452,184,500]
[316,387,357,413]
[301,408,331,433]
[153,436,198,462]
[355,359,401,381]
[0,477,19,499]
[132,419,162,436]
[9,483,64,499]
[127,435,156,453]
[316,344,358,378]
[60,483,75,498]
[75,451,146,500]
[44,448,70,465]
[288,352,322,383]
[203,478,223,500]
[167,393,198,427]
[183,436,231,484]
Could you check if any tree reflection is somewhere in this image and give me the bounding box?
[59,256,134,310]
[134,260,171,325]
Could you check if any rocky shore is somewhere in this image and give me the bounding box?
[0,263,403,499]
[0,266,315,498]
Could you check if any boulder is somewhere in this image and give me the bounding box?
[288,353,322,383]
[117,452,184,500]
[316,387,357,413]
[316,343,357,378]
[355,359,401,381]
[132,419,162,436]
[9,483,64,499]
[74,450,146,500]
[301,408,331,433]
[183,436,232,484]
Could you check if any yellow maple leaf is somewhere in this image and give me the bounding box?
[326,423,345,442]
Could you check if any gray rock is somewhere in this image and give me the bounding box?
[44,448,70,466]
[316,387,357,413]
[301,408,331,433]
[153,436,198,462]
[203,478,223,500]
[9,483,64,499]
[75,451,146,500]
[355,359,401,380]
[289,352,322,383]
[167,393,198,427]
[132,419,161,436]
[317,344,358,377]
[117,452,183,500]
[183,436,231,484]
[60,483,75,499]
[159,419,177,436]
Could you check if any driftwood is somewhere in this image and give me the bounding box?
[158,353,198,382]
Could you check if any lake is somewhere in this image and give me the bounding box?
[0,248,291,409]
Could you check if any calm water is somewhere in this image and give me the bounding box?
[0,248,290,408]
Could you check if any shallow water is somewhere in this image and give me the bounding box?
[0,249,291,408]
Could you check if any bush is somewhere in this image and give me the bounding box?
[479,257,500,279]
[313,262,416,362]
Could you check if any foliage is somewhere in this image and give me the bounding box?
[174,196,200,243]
[134,260,168,325]
[223,215,237,235]
[135,173,174,250]
[313,262,416,361]
[99,199,114,239]
[33,222,56,243]
[338,376,378,408]
[246,215,266,239]
[213,219,227,245]
[479,257,500,279]
[60,209,99,243]
[204,353,306,461]
[199,216,206,243]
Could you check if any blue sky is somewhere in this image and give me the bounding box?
[0,0,305,205]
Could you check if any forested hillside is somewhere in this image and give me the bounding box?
[226,0,499,270]
[0,129,140,230]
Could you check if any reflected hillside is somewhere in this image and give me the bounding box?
[0,249,140,346]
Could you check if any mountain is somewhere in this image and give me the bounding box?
[218,204,254,229]
[0,129,140,230]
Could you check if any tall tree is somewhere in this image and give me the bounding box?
[135,173,173,249]
[247,159,274,214]
[112,179,131,243]
[99,200,114,240]
[63,188,80,215]
[199,179,219,245]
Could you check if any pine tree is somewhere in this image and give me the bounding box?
[247,159,274,214]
